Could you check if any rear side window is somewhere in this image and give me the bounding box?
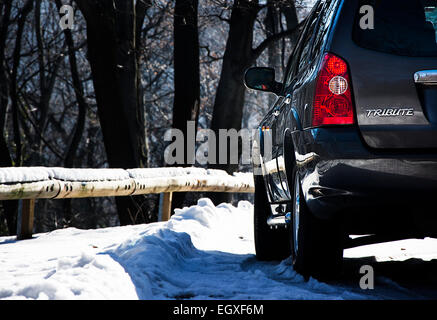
[311,0,337,59]
[353,0,437,57]
[297,17,318,73]
[284,0,339,88]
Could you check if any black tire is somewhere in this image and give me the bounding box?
[254,174,290,261]
[290,174,343,280]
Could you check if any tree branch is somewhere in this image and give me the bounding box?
[250,18,306,66]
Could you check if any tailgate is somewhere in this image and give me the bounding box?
[332,0,437,149]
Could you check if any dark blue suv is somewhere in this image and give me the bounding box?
[245,0,437,279]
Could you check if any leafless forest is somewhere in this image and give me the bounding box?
[0,0,314,236]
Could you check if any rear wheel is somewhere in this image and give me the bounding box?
[254,174,290,261]
[290,174,343,280]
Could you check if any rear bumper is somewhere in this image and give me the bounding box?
[292,127,437,232]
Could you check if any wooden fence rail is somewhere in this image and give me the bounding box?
[0,167,254,240]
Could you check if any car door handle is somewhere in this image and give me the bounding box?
[414,70,437,85]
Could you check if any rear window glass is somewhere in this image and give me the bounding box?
[353,0,437,57]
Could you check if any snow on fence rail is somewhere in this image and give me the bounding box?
[0,167,254,240]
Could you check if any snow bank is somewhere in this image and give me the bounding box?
[108,199,371,300]
[0,167,130,184]
[127,167,230,179]
[48,168,130,182]
[0,227,140,299]
[1,198,434,300]
[0,167,52,184]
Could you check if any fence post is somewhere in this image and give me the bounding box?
[16,199,35,240]
[159,192,173,222]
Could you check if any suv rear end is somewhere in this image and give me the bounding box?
[300,0,437,234]
[336,0,437,149]
[250,0,437,280]
[298,0,437,278]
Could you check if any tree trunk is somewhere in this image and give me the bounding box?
[32,0,61,165]
[0,0,11,131]
[281,1,299,71]
[0,135,16,235]
[265,1,281,75]
[210,0,259,171]
[55,0,89,226]
[0,0,32,235]
[54,0,87,169]
[11,0,33,166]
[75,0,149,225]
[208,1,300,205]
[171,0,200,213]
[282,1,299,36]
[207,1,258,205]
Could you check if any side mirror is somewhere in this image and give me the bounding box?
[244,67,282,95]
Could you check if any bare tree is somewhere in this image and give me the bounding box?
[73,0,151,225]
[171,0,200,212]
[208,0,301,204]
[0,0,18,235]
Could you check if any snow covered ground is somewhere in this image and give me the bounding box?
[1,198,437,300]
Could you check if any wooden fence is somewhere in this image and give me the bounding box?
[0,167,254,240]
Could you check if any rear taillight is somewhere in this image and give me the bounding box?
[312,53,354,127]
